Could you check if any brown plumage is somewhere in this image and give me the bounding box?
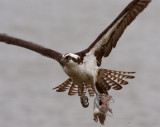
[53,69,135,96]
[0,34,62,62]
[76,0,151,66]
[0,0,151,68]
[96,69,135,94]
[0,0,151,67]
[52,0,151,97]
[53,79,94,97]
[0,0,151,109]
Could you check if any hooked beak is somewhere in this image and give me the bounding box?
[59,57,68,67]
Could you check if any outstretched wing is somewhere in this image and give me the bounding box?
[0,34,62,62]
[76,0,151,66]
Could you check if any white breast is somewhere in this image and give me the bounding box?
[63,54,98,86]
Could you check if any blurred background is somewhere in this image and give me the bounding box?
[0,0,159,127]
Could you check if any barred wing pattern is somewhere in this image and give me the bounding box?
[53,79,94,97]
[96,69,135,94]
[53,69,135,96]
[53,78,73,92]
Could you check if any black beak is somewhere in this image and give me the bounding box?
[59,57,68,67]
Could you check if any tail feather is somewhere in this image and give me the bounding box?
[78,85,82,96]
[68,84,78,96]
[96,69,135,92]
[86,84,94,97]
[52,78,72,92]
[106,73,129,85]
[106,69,135,75]
[78,84,87,96]
[53,69,135,96]
[105,76,123,90]
[53,78,91,96]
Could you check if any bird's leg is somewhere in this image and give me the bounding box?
[80,84,89,108]
[92,83,100,96]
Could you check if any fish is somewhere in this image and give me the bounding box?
[93,94,113,125]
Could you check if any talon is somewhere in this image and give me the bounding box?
[80,95,89,108]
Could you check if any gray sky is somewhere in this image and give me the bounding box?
[0,0,159,127]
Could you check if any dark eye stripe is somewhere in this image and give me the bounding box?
[66,56,71,60]
[72,57,81,64]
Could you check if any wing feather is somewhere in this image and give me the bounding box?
[0,34,62,62]
[68,84,78,96]
[96,69,135,93]
[52,78,72,92]
[76,0,151,66]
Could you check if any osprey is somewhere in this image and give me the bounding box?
[0,0,151,108]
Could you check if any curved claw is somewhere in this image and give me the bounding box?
[80,95,89,108]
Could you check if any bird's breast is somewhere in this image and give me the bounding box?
[63,61,98,85]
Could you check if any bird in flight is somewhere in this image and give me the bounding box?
[0,0,151,108]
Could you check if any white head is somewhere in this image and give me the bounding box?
[60,53,80,67]
[64,53,79,59]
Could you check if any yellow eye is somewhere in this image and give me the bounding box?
[66,56,71,60]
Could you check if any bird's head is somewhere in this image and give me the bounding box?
[60,53,80,67]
